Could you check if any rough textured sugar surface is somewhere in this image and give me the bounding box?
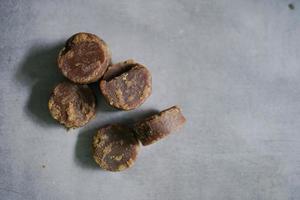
[58,32,111,84]
[48,81,96,128]
[93,124,140,172]
[100,60,152,110]
[134,106,186,145]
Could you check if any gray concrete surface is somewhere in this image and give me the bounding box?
[0,0,300,199]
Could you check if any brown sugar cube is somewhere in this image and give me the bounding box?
[58,32,111,84]
[99,60,152,110]
[48,82,96,128]
[133,106,186,146]
[92,124,140,171]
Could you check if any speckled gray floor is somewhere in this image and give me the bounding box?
[0,0,300,199]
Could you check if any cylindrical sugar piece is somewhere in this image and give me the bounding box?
[134,106,186,145]
[58,32,111,84]
[93,124,140,171]
[100,60,152,110]
[48,82,96,128]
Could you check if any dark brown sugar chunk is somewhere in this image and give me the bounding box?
[48,82,96,128]
[134,106,186,146]
[100,60,152,110]
[92,124,140,171]
[58,32,111,84]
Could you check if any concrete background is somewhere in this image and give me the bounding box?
[0,0,300,199]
